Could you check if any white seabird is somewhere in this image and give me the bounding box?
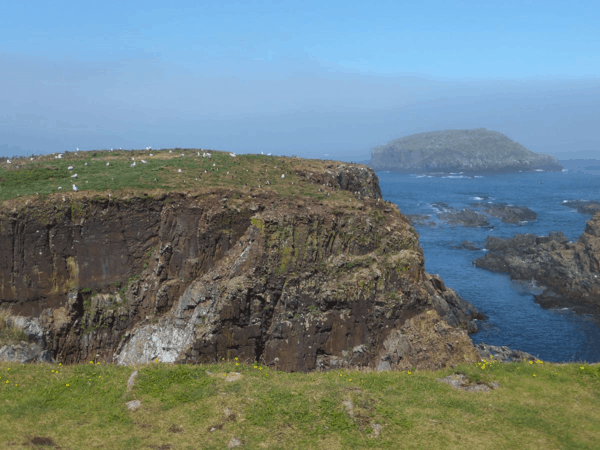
[72,184,78,191]
[178,169,182,173]
[68,165,74,170]
[130,162,136,167]
[71,174,78,178]
[106,162,110,166]
[230,153,236,157]
[141,160,147,164]
[281,174,285,178]
[6,159,10,164]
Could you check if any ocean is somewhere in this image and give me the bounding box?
[377,160,600,363]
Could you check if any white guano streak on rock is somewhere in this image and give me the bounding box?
[114,300,206,365]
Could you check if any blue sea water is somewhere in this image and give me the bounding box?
[377,165,600,363]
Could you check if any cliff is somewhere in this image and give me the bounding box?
[369,128,563,174]
[0,151,483,371]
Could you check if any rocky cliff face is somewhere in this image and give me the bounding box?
[474,215,600,323]
[0,165,483,371]
[370,128,563,174]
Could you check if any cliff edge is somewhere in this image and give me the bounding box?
[0,150,483,371]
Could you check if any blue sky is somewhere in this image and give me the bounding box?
[1,0,599,159]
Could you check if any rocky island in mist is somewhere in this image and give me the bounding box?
[369,128,563,174]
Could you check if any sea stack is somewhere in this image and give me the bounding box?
[369,128,563,174]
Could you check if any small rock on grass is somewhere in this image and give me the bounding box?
[225,372,242,382]
[371,423,383,438]
[228,437,242,448]
[126,400,142,411]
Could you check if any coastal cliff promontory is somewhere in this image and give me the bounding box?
[0,150,484,371]
[369,128,563,174]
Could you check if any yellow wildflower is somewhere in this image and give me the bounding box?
[533,374,536,377]
[529,361,533,365]
[66,384,70,387]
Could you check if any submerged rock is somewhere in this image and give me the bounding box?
[450,241,481,251]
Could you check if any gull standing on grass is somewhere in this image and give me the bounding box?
[72,184,78,191]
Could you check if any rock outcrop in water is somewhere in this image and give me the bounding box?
[369,128,563,174]
[0,163,485,371]
[474,215,600,323]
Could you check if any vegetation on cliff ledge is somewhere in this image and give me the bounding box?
[0,360,598,449]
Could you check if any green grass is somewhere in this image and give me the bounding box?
[0,149,353,204]
[0,359,598,449]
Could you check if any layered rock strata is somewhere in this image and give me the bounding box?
[0,165,485,372]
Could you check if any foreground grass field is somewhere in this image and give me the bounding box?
[0,360,598,449]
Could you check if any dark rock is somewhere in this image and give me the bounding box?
[562,200,600,215]
[474,214,600,323]
[472,202,537,224]
[450,241,481,251]
[438,208,490,228]
[474,342,537,363]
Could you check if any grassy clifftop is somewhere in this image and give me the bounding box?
[0,148,378,204]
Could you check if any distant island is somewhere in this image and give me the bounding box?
[368,128,563,174]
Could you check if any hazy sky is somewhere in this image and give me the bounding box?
[1,0,599,160]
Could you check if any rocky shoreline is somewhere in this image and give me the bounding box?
[474,214,600,324]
